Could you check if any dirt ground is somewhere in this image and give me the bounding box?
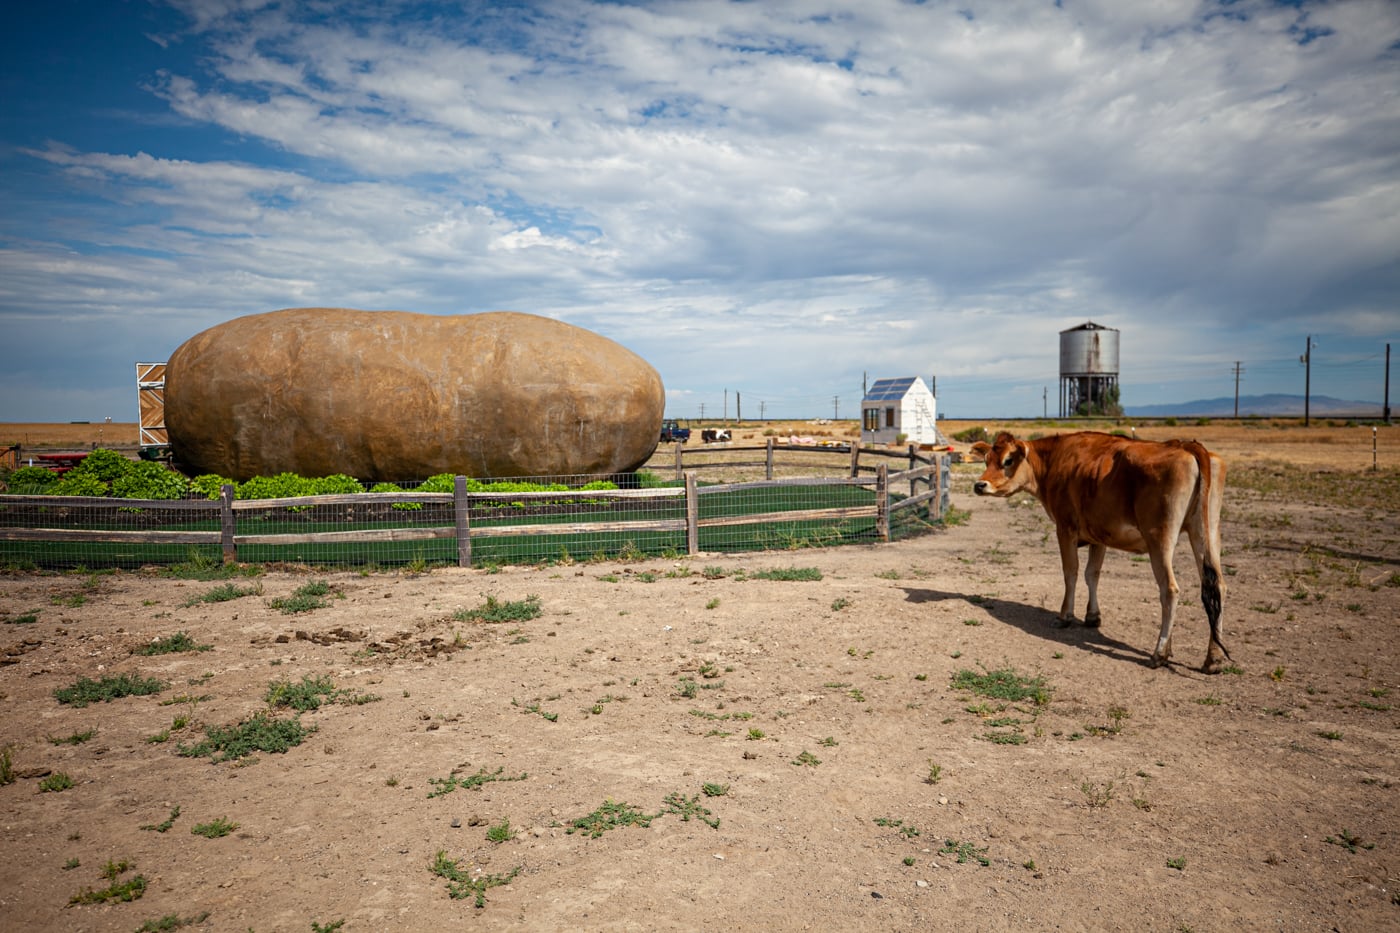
[1,423,1398,932]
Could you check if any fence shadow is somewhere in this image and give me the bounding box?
[900,586,1171,671]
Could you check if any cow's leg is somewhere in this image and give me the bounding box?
[1083,543,1107,628]
[1186,504,1228,674]
[1054,527,1080,627]
[1146,542,1180,668]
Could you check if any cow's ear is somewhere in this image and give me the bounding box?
[970,441,990,458]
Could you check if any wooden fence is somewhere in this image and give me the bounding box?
[0,446,949,568]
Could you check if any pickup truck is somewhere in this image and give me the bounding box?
[659,418,691,443]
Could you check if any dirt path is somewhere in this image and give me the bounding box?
[2,457,1398,931]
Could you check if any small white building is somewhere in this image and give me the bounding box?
[861,376,940,446]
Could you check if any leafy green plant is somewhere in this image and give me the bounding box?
[140,806,181,833]
[191,816,238,838]
[662,792,720,829]
[135,631,213,655]
[133,912,212,931]
[269,580,335,614]
[311,921,346,933]
[485,818,517,843]
[54,673,166,707]
[1325,829,1374,854]
[1079,780,1115,809]
[567,799,660,837]
[0,745,14,786]
[112,461,189,500]
[69,858,146,905]
[430,851,520,907]
[950,665,1050,706]
[265,674,345,712]
[792,750,821,767]
[924,761,942,785]
[702,782,730,797]
[1166,856,1186,870]
[453,594,543,623]
[939,839,990,866]
[181,582,261,607]
[176,712,315,762]
[748,567,823,581]
[426,766,529,798]
[5,610,39,625]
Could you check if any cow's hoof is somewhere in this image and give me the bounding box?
[1083,613,1102,629]
[1201,657,1226,675]
[1054,617,1075,629]
[1148,653,1169,669]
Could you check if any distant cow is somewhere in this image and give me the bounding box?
[700,429,732,444]
[970,431,1229,672]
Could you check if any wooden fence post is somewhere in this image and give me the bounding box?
[684,472,699,555]
[220,484,236,564]
[454,475,471,567]
[674,440,684,481]
[850,442,860,478]
[765,437,775,481]
[875,463,889,541]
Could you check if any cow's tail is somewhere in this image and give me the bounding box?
[1187,441,1230,662]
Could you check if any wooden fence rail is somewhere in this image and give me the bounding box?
[1,451,949,568]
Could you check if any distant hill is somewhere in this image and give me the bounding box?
[1125,394,1384,418]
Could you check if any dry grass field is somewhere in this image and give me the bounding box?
[1,418,1397,931]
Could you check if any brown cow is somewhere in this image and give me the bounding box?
[969,431,1229,672]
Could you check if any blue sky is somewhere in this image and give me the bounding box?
[2,0,1397,424]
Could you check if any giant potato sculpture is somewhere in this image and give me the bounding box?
[165,308,665,482]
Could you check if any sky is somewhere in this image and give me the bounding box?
[2,0,1397,425]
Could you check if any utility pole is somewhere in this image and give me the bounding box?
[1385,343,1392,424]
[759,400,767,421]
[1232,361,1245,418]
[832,396,839,420]
[736,392,741,423]
[1042,387,1047,418]
[1301,336,1312,427]
[723,389,728,422]
[699,402,706,421]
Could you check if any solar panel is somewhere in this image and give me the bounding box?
[865,377,918,401]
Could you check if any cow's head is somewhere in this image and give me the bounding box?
[970,432,1036,498]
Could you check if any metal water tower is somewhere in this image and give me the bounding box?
[1059,321,1119,417]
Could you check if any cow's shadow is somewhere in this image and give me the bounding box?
[901,586,1177,672]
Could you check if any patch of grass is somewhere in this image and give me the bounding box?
[1079,780,1116,809]
[140,806,181,833]
[134,912,212,932]
[39,771,75,793]
[49,729,96,746]
[662,792,721,829]
[181,582,261,608]
[311,922,346,933]
[190,816,238,838]
[265,674,340,712]
[702,782,729,797]
[748,567,823,581]
[453,594,542,623]
[53,673,167,707]
[1166,856,1186,871]
[830,596,851,611]
[134,631,213,655]
[69,859,146,905]
[0,746,13,786]
[514,697,558,722]
[268,580,335,614]
[5,610,39,625]
[426,766,529,798]
[939,839,991,866]
[485,818,517,843]
[566,799,660,838]
[430,851,520,907]
[176,712,315,762]
[791,750,821,767]
[924,761,942,784]
[950,665,1050,706]
[1325,829,1374,854]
